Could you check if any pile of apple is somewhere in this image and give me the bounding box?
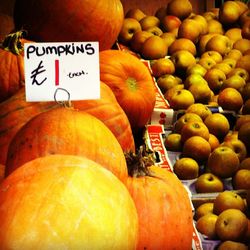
[118,0,250,247]
[194,190,250,249]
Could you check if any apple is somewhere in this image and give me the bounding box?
[215,209,248,242]
[164,133,182,152]
[168,89,195,110]
[170,50,196,77]
[168,38,197,56]
[233,169,250,190]
[139,15,160,30]
[160,32,176,48]
[184,73,208,89]
[186,64,207,77]
[207,146,240,179]
[156,74,182,94]
[118,18,142,45]
[219,1,241,25]
[182,136,211,163]
[204,68,226,94]
[201,50,223,63]
[130,30,153,53]
[181,121,210,143]
[213,190,246,215]
[221,75,246,92]
[173,157,199,180]
[217,241,248,250]
[150,57,175,78]
[174,112,203,134]
[161,15,181,32]
[207,19,224,34]
[227,67,249,82]
[190,14,208,35]
[205,34,232,56]
[145,26,163,36]
[196,213,218,240]
[221,139,247,162]
[188,82,212,104]
[166,0,193,20]
[195,173,224,193]
[195,202,214,221]
[177,18,201,43]
[197,57,216,70]
[125,8,146,22]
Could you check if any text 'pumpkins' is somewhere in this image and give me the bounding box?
[13,0,124,51]
[0,154,138,249]
[99,50,156,130]
[5,107,128,183]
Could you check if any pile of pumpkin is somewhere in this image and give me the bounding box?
[0,0,194,249]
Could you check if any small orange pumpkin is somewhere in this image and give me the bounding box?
[125,148,193,249]
[6,108,128,183]
[0,154,138,249]
[99,49,156,131]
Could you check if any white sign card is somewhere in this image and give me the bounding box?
[24,42,100,102]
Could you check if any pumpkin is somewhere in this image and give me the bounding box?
[13,0,124,51]
[0,88,58,166]
[99,49,156,130]
[0,154,138,249]
[6,107,128,183]
[0,81,134,167]
[0,13,14,42]
[73,82,135,153]
[125,148,193,249]
[0,30,28,102]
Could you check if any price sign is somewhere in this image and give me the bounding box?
[24,42,100,102]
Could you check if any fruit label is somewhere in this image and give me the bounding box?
[24,42,100,102]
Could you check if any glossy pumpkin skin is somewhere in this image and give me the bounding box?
[0,88,58,166]
[14,0,124,51]
[126,166,193,250]
[99,50,156,130]
[0,82,134,168]
[74,82,135,153]
[0,154,138,249]
[6,108,128,182]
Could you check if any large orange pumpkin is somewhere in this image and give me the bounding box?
[0,30,28,102]
[0,82,134,167]
[13,0,124,51]
[125,149,193,249]
[0,154,138,249]
[5,108,128,183]
[99,50,156,130]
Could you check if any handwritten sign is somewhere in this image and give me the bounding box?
[24,42,100,102]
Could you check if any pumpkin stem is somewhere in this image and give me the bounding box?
[126,77,137,92]
[1,30,27,55]
[125,145,156,178]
